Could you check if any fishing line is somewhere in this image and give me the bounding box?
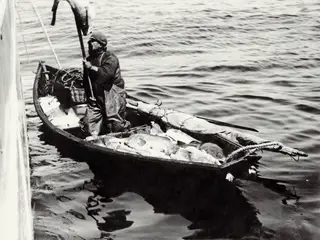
[30,0,62,69]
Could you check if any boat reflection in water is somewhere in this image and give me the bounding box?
[38,127,300,239]
[84,164,263,239]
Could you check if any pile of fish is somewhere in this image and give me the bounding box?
[88,122,226,165]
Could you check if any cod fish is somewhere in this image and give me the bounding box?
[126,133,178,158]
[51,0,95,36]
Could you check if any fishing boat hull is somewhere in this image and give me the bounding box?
[35,61,306,180]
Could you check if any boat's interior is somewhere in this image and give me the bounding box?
[36,64,250,166]
[37,65,150,131]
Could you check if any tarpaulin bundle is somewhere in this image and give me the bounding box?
[133,101,308,158]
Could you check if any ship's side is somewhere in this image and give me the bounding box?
[0,0,33,239]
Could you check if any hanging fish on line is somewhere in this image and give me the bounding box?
[51,0,96,36]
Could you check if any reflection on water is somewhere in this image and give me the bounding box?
[21,0,320,239]
[85,168,263,239]
[36,127,301,239]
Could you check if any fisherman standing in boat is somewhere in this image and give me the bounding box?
[81,31,130,137]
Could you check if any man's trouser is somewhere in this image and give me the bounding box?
[81,85,130,136]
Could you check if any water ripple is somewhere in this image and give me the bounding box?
[17,0,320,239]
[193,65,259,72]
[295,104,320,115]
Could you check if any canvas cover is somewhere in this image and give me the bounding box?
[132,101,307,158]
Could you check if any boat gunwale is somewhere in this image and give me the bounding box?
[33,61,253,171]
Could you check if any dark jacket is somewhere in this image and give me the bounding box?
[87,50,125,109]
[88,50,124,93]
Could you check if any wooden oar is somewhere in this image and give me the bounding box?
[195,116,259,132]
[126,94,259,133]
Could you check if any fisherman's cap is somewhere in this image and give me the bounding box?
[90,31,108,46]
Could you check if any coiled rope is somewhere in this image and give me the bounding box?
[54,68,83,88]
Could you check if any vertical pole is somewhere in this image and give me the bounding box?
[73,10,95,102]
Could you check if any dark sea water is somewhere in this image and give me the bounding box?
[17,0,320,239]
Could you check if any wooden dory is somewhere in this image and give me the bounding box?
[33,61,307,178]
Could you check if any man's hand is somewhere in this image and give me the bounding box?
[83,59,93,69]
[83,59,98,71]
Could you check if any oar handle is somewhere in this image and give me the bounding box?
[196,116,259,132]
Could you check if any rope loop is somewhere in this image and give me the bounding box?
[226,141,283,162]
[291,155,300,162]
